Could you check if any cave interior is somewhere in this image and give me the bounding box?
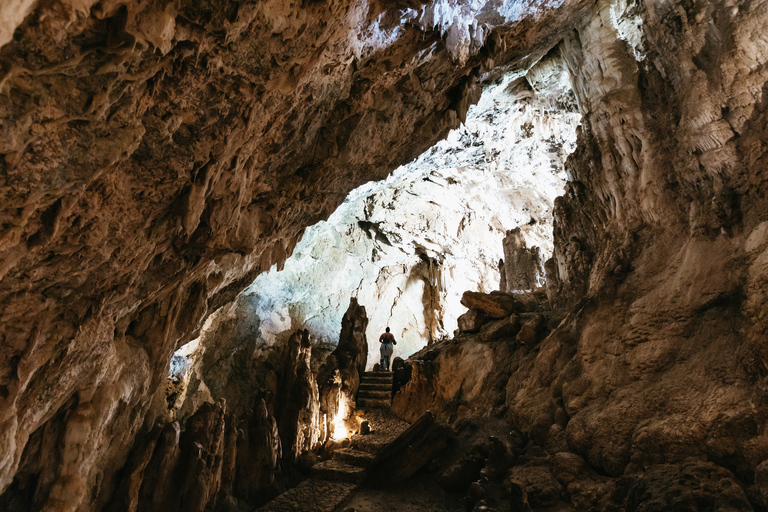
[1,0,768,511]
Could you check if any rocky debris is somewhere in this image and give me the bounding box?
[456,289,550,344]
[508,466,564,509]
[501,228,545,292]
[367,412,454,486]
[460,291,549,319]
[515,314,545,345]
[437,454,486,492]
[478,315,521,342]
[458,309,489,333]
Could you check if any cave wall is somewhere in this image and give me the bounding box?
[393,0,768,506]
[537,0,768,479]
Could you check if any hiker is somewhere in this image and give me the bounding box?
[379,327,396,371]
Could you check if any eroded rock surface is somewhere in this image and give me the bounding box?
[390,0,768,508]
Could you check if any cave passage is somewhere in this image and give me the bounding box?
[1,0,768,511]
[178,57,581,376]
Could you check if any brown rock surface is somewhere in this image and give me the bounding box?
[460,290,545,318]
[367,411,453,486]
[457,309,488,333]
[478,315,520,342]
[501,228,545,291]
[0,1,592,504]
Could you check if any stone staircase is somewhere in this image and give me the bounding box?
[258,446,376,512]
[259,374,399,512]
[356,371,392,409]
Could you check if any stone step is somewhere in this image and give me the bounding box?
[363,371,393,378]
[357,389,390,399]
[361,374,393,383]
[311,459,367,484]
[358,382,391,391]
[333,448,376,467]
[258,478,357,512]
[356,397,391,409]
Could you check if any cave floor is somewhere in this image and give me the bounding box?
[338,407,463,512]
[336,472,464,512]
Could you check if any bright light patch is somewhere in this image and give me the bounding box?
[331,392,349,440]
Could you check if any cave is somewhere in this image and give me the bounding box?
[1,0,768,511]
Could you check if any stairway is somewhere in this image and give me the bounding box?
[258,374,402,512]
[356,371,393,409]
[258,446,376,512]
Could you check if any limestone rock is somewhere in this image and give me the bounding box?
[478,315,520,342]
[501,228,545,292]
[619,460,753,511]
[277,329,322,462]
[367,411,454,485]
[437,454,485,492]
[458,309,489,333]
[461,291,526,318]
[508,466,564,509]
[318,298,368,439]
[515,314,545,345]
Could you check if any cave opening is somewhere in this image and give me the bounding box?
[167,48,581,390]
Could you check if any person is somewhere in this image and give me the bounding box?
[379,327,396,371]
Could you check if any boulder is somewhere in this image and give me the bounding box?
[458,309,489,332]
[478,315,520,342]
[516,314,545,345]
[507,465,563,508]
[460,291,548,319]
[367,411,454,485]
[437,454,485,492]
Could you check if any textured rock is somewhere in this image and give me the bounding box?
[478,315,521,342]
[2,0,768,509]
[515,313,545,345]
[501,228,545,292]
[457,309,489,333]
[318,298,368,439]
[0,0,589,504]
[460,290,546,318]
[367,411,453,485]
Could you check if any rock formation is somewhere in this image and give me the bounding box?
[1,0,768,510]
[388,0,768,509]
[500,227,545,292]
[317,298,368,441]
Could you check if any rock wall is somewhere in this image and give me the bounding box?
[2,0,768,509]
[392,0,768,508]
